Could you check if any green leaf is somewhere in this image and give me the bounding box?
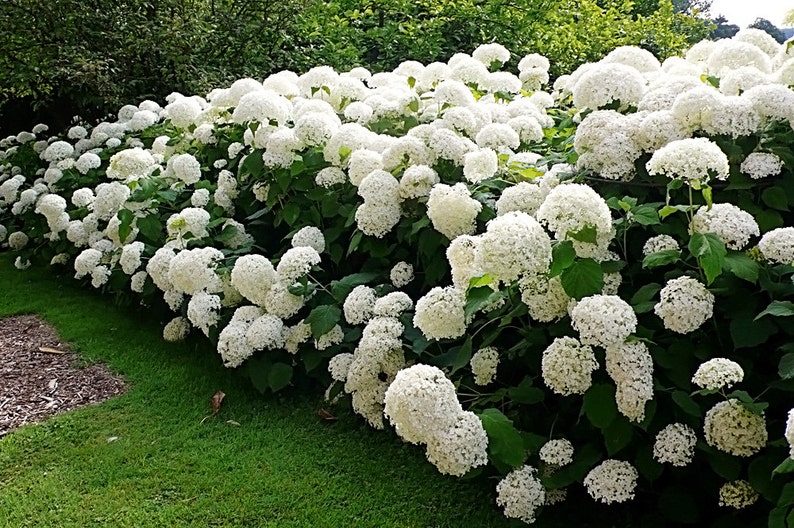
[603,417,633,456]
[773,458,794,475]
[464,286,503,319]
[215,223,239,242]
[582,383,617,429]
[672,390,702,418]
[779,354,794,380]
[477,408,526,470]
[451,337,473,374]
[723,253,760,283]
[756,301,794,320]
[282,202,301,226]
[688,232,726,285]
[549,240,576,277]
[346,231,363,256]
[268,363,293,392]
[762,186,790,211]
[629,204,661,226]
[508,379,545,405]
[330,272,379,301]
[731,310,777,348]
[136,213,162,243]
[706,448,741,480]
[567,225,597,244]
[630,283,661,306]
[305,305,341,339]
[642,250,680,269]
[468,274,495,289]
[560,258,604,300]
[117,209,135,245]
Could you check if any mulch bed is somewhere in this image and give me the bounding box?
[0,314,127,437]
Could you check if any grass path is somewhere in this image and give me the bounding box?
[0,256,517,528]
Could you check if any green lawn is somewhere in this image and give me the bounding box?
[0,255,522,528]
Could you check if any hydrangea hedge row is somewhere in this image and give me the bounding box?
[2,30,794,525]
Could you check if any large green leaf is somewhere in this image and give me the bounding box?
[268,362,293,392]
[755,300,794,320]
[477,408,526,471]
[560,258,603,300]
[779,353,794,380]
[723,252,760,283]
[642,250,680,269]
[549,240,576,277]
[688,232,726,285]
[582,383,617,429]
[305,305,341,339]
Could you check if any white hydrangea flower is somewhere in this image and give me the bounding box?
[163,316,190,342]
[106,148,155,181]
[653,423,697,467]
[315,324,344,350]
[187,291,222,337]
[284,321,312,354]
[786,409,794,459]
[646,138,729,186]
[373,292,414,318]
[642,234,679,256]
[168,247,223,295]
[14,256,31,270]
[572,63,646,111]
[496,182,544,217]
[119,241,145,275]
[519,274,570,323]
[462,148,499,184]
[130,271,148,293]
[539,439,574,467]
[263,281,304,319]
[719,480,759,509]
[692,358,744,391]
[340,285,381,327]
[191,188,210,208]
[692,203,759,250]
[41,141,74,163]
[426,183,482,240]
[146,246,176,292]
[424,410,489,476]
[704,399,767,457]
[74,152,101,174]
[384,364,462,444]
[168,153,202,185]
[470,347,499,385]
[328,353,355,382]
[495,465,546,524]
[389,261,414,287]
[346,149,384,187]
[602,45,661,73]
[476,211,552,284]
[570,295,637,348]
[276,246,321,283]
[536,183,614,259]
[164,97,203,129]
[50,253,69,265]
[230,254,278,306]
[218,320,255,368]
[654,276,714,334]
[758,227,794,265]
[290,226,325,253]
[740,152,783,180]
[246,314,286,351]
[583,459,638,504]
[446,235,483,290]
[7,231,28,250]
[355,202,402,238]
[93,182,131,221]
[541,336,599,396]
[605,340,653,422]
[472,43,511,66]
[413,286,467,341]
[166,207,211,241]
[398,165,439,200]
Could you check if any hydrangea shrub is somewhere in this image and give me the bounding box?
[2,32,794,526]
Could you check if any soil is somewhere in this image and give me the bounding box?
[0,314,127,437]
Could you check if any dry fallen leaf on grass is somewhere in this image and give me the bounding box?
[317,408,337,421]
[211,390,225,415]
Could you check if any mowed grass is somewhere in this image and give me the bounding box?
[0,254,518,528]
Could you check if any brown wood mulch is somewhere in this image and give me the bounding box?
[0,314,127,437]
